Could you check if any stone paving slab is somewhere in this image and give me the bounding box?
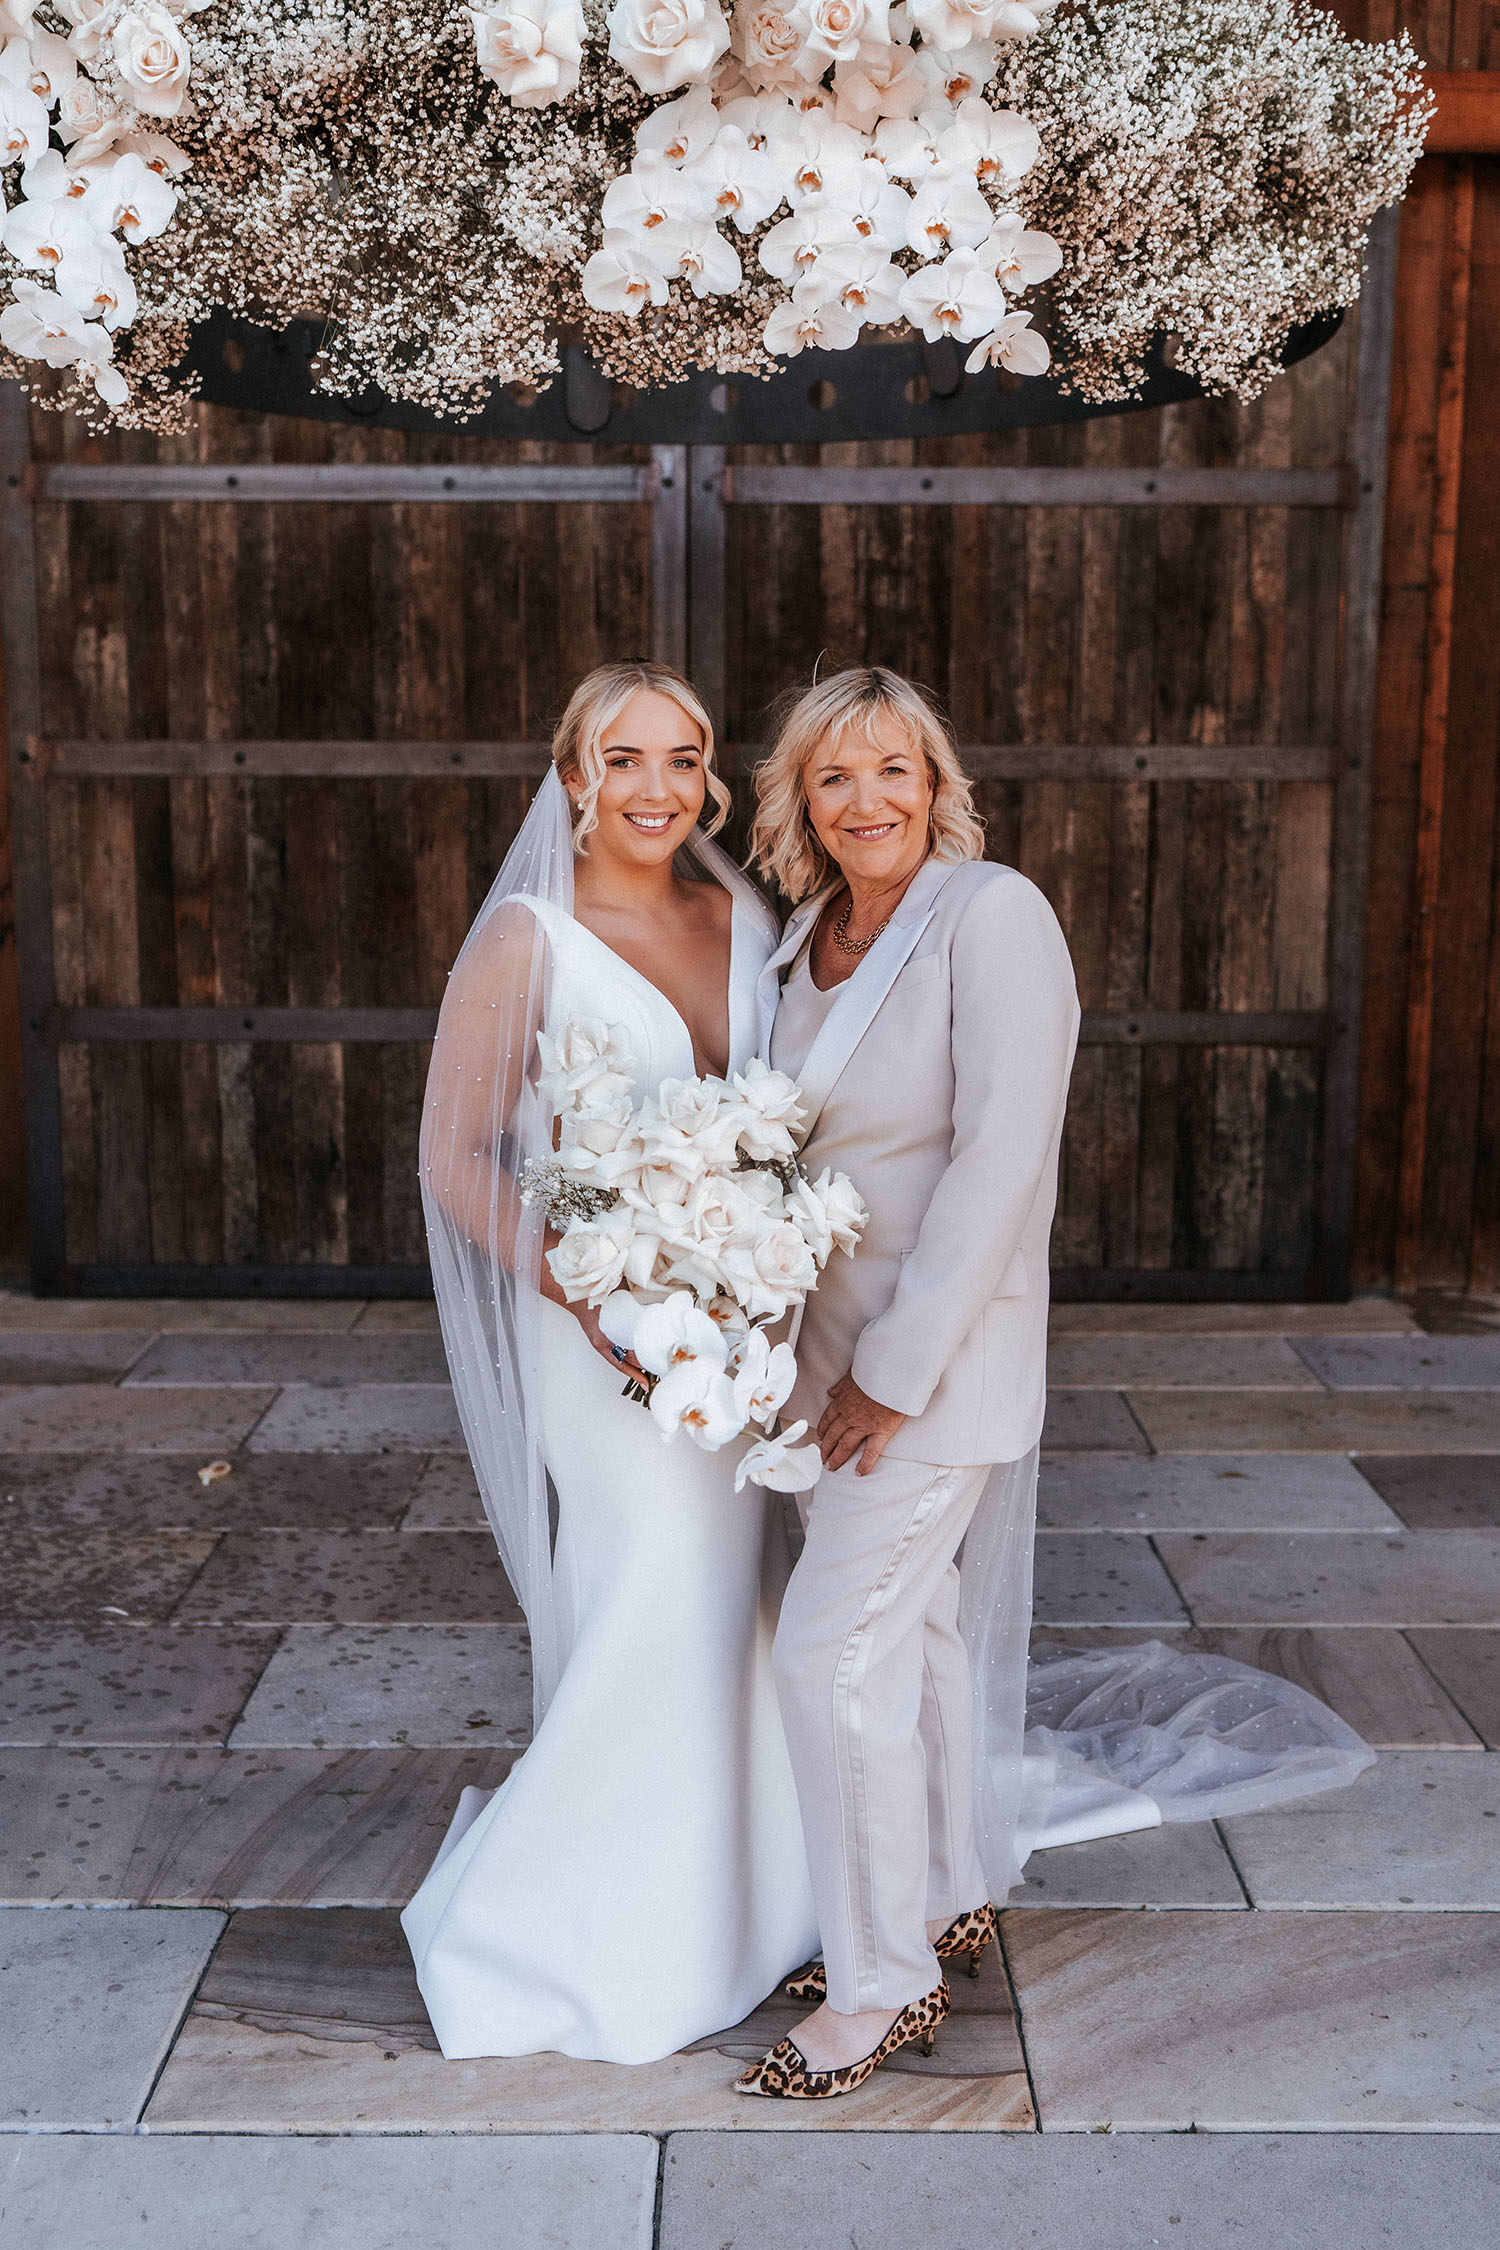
[1132,1389,1500,1454]
[228,1624,532,1748]
[173,1531,520,1625]
[1002,1908,1500,2130]
[1010,1820,1246,1909]
[1220,1749,1500,1909]
[0,1299,360,1331]
[657,2133,1500,2250]
[1046,1336,1321,1390]
[247,1385,464,1454]
[1048,1300,1418,1335]
[0,1386,276,1454]
[144,1910,1032,2136]
[1030,1624,1484,1749]
[0,2133,658,2250]
[398,1456,485,1529]
[1038,1390,1148,1451]
[0,1333,154,1384]
[1351,1454,1500,1531]
[1,1531,219,1623]
[1293,1336,1500,1391]
[0,1624,278,1745]
[0,1906,224,2131]
[1031,1535,1189,1627]
[1036,1453,1400,1532]
[1155,1531,1500,1626]
[1,1452,421,1534]
[125,1335,451,1388]
[0,1745,518,1905]
[353,1301,442,1332]
[1407,1630,1500,1747]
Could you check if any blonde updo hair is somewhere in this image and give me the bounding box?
[751,666,985,903]
[551,661,730,852]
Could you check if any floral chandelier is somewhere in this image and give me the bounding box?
[0,0,1428,428]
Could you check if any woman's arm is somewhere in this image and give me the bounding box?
[849,871,1080,1421]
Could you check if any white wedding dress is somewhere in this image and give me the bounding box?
[402,885,819,2064]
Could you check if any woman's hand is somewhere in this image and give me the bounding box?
[817,1372,907,1475]
[540,1230,646,1379]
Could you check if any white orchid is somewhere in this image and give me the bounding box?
[83,150,177,241]
[964,307,1049,373]
[53,0,105,58]
[607,0,730,95]
[975,210,1061,289]
[0,276,87,363]
[905,167,992,256]
[602,148,712,235]
[0,26,76,104]
[898,245,1006,337]
[110,6,193,117]
[0,75,49,163]
[631,1288,729,1377]
[908,0,1001,46]
[813,235,904,323]
[729,1325,798,1426]
[114,126,189,176]
[53,227,135,327]
[683,124,783,232]
[781,112,866,205]
[0,0,35,34]
[468,0,586,106]
[760,202,861,294]
[919,38,997,104]
[650,1354,742,1448]
[658,212,743,296]
[19,145,104,204]
[947,96,1038,184]
[788,0,888,67]
[831,44,926,130]
[635,79,719,163]
[717,89,797,149]
[873,110,947,180]
[730,1,810,87]
[734,1418,823,1492]
[1,191,97,271]
[990,0,1052,34]
[844,154,911,246]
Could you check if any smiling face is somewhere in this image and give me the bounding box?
[802,709,935,894]
[568,687,709,869]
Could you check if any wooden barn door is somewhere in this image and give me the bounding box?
[1,217,1395,1298]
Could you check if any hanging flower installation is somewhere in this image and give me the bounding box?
[0,0,1427,426]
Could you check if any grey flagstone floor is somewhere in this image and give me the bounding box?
[0,1286,1497,2248]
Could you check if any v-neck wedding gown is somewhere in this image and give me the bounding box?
[402,890,819,2064]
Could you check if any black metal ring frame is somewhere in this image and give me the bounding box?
[178,308,1344,443]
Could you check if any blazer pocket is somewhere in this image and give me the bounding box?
[897,955,943,990]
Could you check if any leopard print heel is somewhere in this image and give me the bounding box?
[735,1978,950,2101]
[782,1902,996,2003]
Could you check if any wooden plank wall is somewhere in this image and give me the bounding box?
[722,357,1349,1281]
[0,636,21,1267]
[28,412,653,1274]
[1334,0,1500,1288]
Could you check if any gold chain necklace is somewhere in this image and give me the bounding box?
[832,893,891,958]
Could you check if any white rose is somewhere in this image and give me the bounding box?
[720,1216,818,1319]
[732,1,808,87]
[811,1165,866,1253]
[728,1056,806,1157]
[54,70,117,146]
[545,1207,634,1306]
[788,0,888,66]
[469,0,586,107]
[607,0,730,94]
[109,5,192,117]
[536,1017,637,1114]
[55,0,106,61]
[783,1172,834,1265]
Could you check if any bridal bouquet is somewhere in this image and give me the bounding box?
[519,1016,866,1492]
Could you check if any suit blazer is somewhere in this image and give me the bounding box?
[759,855,1080,1468]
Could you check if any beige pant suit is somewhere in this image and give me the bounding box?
[762,855,1080,2015]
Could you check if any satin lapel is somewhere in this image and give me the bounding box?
[754,893,827,1058]
[791,858,963,1143]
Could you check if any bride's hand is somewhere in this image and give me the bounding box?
[574,1298,647,1381]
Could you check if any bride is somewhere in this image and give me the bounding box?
[402,661,818,2064]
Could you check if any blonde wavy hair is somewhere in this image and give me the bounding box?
[751,666,985,903]
[552,661,730,852]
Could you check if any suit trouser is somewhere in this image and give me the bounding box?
[773,1451,993,2015]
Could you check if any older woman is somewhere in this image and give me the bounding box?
[734,667,1080,2101]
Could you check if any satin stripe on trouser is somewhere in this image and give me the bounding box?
[772,1452,993,2015]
